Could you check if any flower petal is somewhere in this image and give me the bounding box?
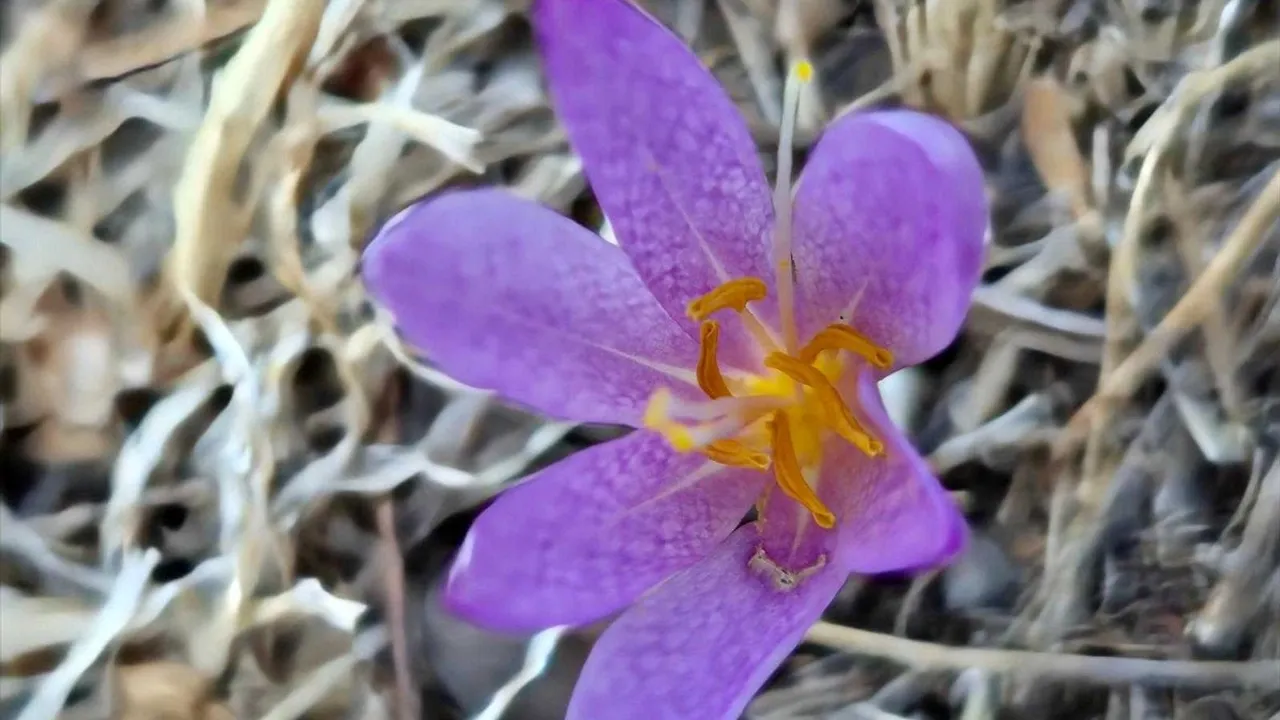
[755,479,841,575]
[827,368,968,574]
[444,430,767,633]
[792,110,988,366]
[533,0,777,368]
[363,189,701,426]
[567,524,847,720]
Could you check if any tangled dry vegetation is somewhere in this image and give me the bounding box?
[0,0,1276,718]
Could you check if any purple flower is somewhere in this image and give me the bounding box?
[362,0,987,716]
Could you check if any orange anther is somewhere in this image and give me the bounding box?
[686,277,768,321]
[799,324,893,370]
[769,413,835,528]
[695,321,732,399]
[702,439,770,469]
[764,353,883,457]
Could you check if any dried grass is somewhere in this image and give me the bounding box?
[0,0,1276,719]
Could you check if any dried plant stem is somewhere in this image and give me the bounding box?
[806,622,1280,689]
[259,654,360,720]
[1079,39,1280,497]
[715,0,782,125]
[1022,77,1091,220]
[76,0,267,86]
[1168,180,1245,418]
[17,550,161,720]
[474,627,566,720]
[0,205,135,303]
[1110,40,1280,353]
[1060,166,1280,465]
[374,497,419,720]
[167,0,324,320]
[0,0,95,149]
[1192,461,1280,650]
[1032,172,1279,637]
[368,371,417,720]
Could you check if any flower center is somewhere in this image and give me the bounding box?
[643,279,892,529]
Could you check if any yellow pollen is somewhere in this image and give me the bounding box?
[764,353,884,457]
[799,324,894,369]
[769,414,835,528]
[695,321,732,399]
[794,60,814,83]
[686,277,768,322]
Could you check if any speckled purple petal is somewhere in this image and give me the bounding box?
[533,0,777,369]
[566,524,846,720]
[792,110,988,367]
[362,189,702,426]
[826,367,968,574]
[444,430,767,633]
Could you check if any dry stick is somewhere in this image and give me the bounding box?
[266,84,342,337]
[1067,40,1280,500]
[167,0,324,323]
[0,0,95,149]
[372,373,418,720]
[903,2,929,107]
[1193,461,1280,651]
[1029,38,1280,644]
[834,72,912,120]
[75,0,267,85]
[1109,40,1280,370]
[1057,166,1280,461]
[963,0,1010,117]
[259,655,361,720]
[1037,170,1278,606]
[1083,125,1169,502]
[872,0,915,106]
[930,0,970,119]
[374,499,418,720]
[806,622,1280,690]
[1167,179,1245,419]
[1022,77,1091,222]
[715,0,782,126]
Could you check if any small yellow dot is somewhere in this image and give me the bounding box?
[795,60,814,82]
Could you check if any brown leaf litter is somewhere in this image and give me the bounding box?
[0,0,1277,719]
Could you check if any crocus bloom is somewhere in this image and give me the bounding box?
[363,0,987,716]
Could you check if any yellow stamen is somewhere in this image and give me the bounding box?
[799,324,894,369]
[695,321,732,399]
[764,353,884,457]
[643,388,781,453]
[703,439,770,469]
[642,388,695,451]
[769,413,835,528]
[687,277,768,321]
